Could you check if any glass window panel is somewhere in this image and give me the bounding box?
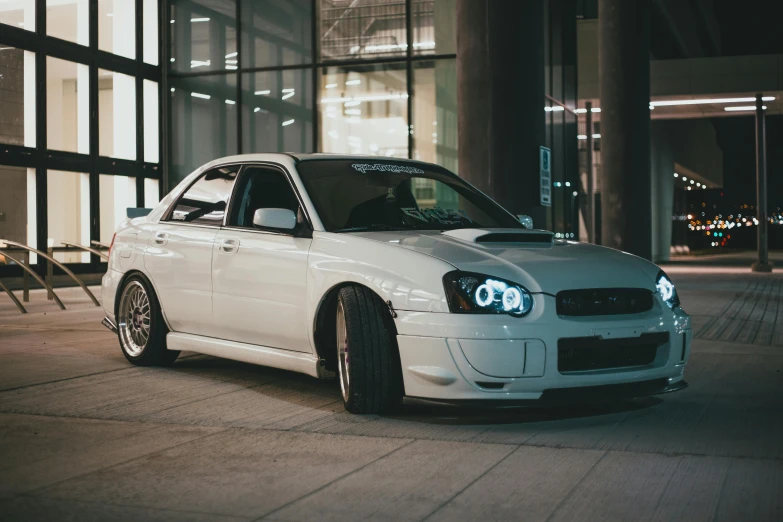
[318,0,407,61]
[319,64,408,158]
[99,174,136,245]
[296,160,522,232]
[241,0,312,68]
[47,170,90,263]
[143,0,159,65]
[0,166,37,260]
[0,1,35,31]
[169,74,238,185]
[47,0,89,45]
[46,57,89,154]
[228,167,300,227]
[242,68,312,153]
[413,0,455,55]
[98,0,136,59]
[98,69,136,160]
[412,59,457,173]
[143,80,159,163]
[165,165,239,225]
[0,47,36,147]
[144,178,160,208]
[169,0,237,73]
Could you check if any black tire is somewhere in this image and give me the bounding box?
[336,285,403,414]
[116,274,179,366]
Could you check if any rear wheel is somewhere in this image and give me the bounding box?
[336,286,402,414]
[117,275,179,366]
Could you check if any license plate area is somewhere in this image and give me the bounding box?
[557,332,669,373]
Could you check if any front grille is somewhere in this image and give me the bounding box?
[557,332,669,372]
[556,288,653,316]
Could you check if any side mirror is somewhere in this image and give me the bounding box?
[253,208,297,231]
[518,215,534,229]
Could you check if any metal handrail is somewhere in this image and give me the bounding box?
[0,280,26,314]
[91,240,111,249]
[0,240,99,307]
[0,251,65,310]
[61,240,109,261]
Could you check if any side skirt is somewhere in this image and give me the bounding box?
[166,332,322,378]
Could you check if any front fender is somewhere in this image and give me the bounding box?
[306,232,455,329]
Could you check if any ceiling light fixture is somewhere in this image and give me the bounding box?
[724,105,766,112]
[650,96,775,107]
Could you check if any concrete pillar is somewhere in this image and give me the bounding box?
[456,0,547,226]
[598,0,652,258]
[752,94,772,272]
[650,124,674,263]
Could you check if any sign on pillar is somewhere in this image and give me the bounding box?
[540,146,552,207]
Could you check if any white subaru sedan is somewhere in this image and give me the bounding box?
[102,154,691,413]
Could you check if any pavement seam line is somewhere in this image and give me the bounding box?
[2,410,782,462]
[542,449,609,522]
[710,457,734,522]
[253,438,418,521]
[17,427,232,498]
[420,443,520,522]
[645,454,685,518]
[0,354,207,394]
[0,366,141,393]
[19,491,246,520]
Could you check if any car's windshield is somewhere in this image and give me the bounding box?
[296,160,524,232]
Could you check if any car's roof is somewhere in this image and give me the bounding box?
[286,153,431,165]
[205,152,441,168]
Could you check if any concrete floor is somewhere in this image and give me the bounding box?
[0,269,781,521]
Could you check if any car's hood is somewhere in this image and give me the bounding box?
[350,229,659,294]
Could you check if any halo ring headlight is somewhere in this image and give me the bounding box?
[475,283,494,307]
[443,271,534,317]
[655,270,680,309]
[502,287,522,311]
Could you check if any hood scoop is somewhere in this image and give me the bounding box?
[441,229,554,245]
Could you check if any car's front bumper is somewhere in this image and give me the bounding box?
[394,294,691,402]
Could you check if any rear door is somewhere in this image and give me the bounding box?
[144,165,240,336]
[211,164,313,352]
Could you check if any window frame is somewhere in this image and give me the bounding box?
[221,162,314,237]
[161,164,240,226]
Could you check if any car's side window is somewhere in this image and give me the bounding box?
[165,165,240,225]
[228,166,301,228]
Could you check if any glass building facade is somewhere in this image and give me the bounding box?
[167,0,577,235]
[0,0,162,273]
[0,0,579,277]
[166,0,458,186]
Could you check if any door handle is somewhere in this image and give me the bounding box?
[154,232,168,245]
[219,238,239,254]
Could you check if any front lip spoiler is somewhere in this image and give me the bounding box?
[408,378,688,408]
[101,316,118,334]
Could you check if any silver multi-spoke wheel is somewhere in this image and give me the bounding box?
[118,280,151,357]
[336,299,350,401]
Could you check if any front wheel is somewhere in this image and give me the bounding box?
[336,286,402,414]
[117,275,179,366]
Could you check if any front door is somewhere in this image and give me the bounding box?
[211,165,312,352]
[144,165,239,336]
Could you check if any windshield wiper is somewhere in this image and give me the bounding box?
[333,224,404,233]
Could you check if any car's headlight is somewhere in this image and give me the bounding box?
[443,271,533,316]
[655,270,680,309]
